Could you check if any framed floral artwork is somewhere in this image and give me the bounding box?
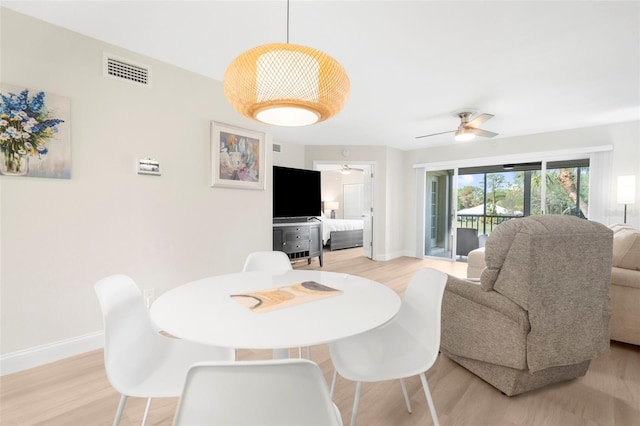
[211,121,265,190]
[0,84,71,179]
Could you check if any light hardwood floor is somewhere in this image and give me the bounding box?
[1,248,638,425]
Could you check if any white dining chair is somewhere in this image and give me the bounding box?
[242,250,313,358]
[173,359,343,426]
[95,274,235,426]
[242,250,293,272]
[328,267,447,426]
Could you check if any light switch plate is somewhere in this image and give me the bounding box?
[137,158,160,175]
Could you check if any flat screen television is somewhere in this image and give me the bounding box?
[273,166,321,218]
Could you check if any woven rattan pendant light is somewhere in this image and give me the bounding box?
[223,1,350,126]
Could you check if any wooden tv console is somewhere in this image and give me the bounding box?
[273,220,323,267]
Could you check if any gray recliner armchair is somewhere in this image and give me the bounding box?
[441,215,613,396]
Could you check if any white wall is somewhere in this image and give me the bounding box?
[272,141,305,169]
[320,171,342,217]
[0,9,273,372]
[402,121,640,256]
[384,147,405,258]
[320,169,364,219]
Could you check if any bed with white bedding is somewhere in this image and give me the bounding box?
[321,215,364,251]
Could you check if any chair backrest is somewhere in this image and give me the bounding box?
[174,359,342,426]
[95,274,165,394]
[395,268,448,368]
[242,250,293,272]
[481,215,612,300]
[479,215,613,372]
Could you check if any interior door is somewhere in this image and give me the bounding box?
[424,170,454,259]
[429,179,437,249]
[343,184,363,219]
[361,165,373,259]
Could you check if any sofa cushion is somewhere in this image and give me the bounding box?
[610,226,640,271]
[610,223,634,234]
[612,267,640,290]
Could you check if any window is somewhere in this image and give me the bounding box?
[541,160,590,218]
[457,160,589,233]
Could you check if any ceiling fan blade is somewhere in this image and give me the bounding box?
[469,128,498,138]
[415,130,456,139]
[466,113,494,129]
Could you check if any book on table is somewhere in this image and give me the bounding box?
[231,281,343,313]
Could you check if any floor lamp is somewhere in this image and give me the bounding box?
[617,175,636,224]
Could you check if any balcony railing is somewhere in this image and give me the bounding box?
[456,214,522,235]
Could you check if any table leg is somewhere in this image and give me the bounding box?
[272,348,290,359]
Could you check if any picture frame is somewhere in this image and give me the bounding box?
[0,84,71,179]
[210,121,265,190]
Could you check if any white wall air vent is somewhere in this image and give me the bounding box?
[103,53,151,87]
[273,143,281,152]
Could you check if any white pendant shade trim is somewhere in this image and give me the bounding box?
[256,106,319,126]
[223,42,350,127]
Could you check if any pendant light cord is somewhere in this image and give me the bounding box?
[286,0,290,44]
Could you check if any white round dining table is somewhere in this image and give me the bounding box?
[149,269,401,357]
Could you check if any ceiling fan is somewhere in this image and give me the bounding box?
[332,165,364,175]
[416,111,498,142]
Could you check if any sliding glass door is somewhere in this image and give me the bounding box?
[415,148,605,260]
[424,170,454,259]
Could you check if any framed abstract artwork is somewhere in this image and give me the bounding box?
[211,121,265,190]
[0,84,71,179]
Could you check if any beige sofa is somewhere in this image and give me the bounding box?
[442,215,613,396]
[609,224,640,345]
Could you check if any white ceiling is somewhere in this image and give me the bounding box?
[4,1,639,151]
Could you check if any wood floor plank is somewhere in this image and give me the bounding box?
[1,248,638,425]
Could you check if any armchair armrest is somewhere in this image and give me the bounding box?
[445,275,530,333]
[442,274,530,370]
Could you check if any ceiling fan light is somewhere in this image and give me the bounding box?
[454,129,476,142]
[223,43,350,127]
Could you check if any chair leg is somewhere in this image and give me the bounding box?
[400,378,412,414]
[419,373,439,426]
[141,398,152,426]
[113,394,127,426]
[330,370,338,399]
[298,346,312,359]
[350,381,362,426]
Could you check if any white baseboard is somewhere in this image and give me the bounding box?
[373,250,411,261]
[0,331,104,376]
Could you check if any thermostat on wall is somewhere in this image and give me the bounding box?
[137,158,160,175]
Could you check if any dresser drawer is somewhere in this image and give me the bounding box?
[282,240,310,253]
[284,228,310,242]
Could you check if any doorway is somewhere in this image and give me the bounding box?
[314,162,375,260]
